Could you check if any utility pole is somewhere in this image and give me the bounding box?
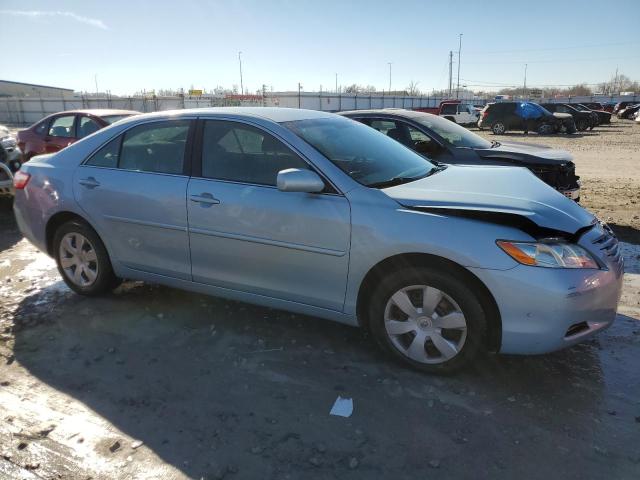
[613,66,618,94]
[388,62,392,92]
[448,51,453,98]
[238,51,244,95]
[298,82,302,108]
[262,84,267,107]
[94,74,99,96]
[456,33,463,99]
[335,73,338,93]
[523,63,528,99]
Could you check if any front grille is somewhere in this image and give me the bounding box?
[531,162,579,190]
[591,222,623,270]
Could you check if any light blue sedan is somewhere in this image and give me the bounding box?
[12,108,623,373]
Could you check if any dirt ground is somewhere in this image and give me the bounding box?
[0,120,639,480]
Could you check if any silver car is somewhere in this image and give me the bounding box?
[12,108,623,373]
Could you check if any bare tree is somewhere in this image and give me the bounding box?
[406,81,421,96]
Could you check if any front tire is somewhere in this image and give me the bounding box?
[53,220,119,295]
[368,267,487,374]
[576,119,589,131]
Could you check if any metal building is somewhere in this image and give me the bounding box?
[0,80,74,98]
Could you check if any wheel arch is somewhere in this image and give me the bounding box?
[356,253,502,352]
[45,211,101,257]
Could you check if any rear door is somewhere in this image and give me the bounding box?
[187,119,351,311]
[45,114,77,153]
[74,119,193,280]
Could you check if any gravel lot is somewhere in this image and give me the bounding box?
[0,120,639,479]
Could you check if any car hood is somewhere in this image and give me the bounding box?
[382,165,594,234]
[475,141,573,165]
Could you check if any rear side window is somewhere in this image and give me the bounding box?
[201,120,309,186]
[86,137,121,168]
[119,121,189,174]
[440,104,457,114]
[48,115,76,138]
[34,121,48,135]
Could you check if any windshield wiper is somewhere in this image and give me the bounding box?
[368,167,444,189]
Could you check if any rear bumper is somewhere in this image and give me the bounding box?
[469,262,623,355]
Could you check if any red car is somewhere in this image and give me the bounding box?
[17,109,139,162]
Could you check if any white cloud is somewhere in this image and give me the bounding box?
[0,10,108,30]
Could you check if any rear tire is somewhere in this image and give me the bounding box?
[53,220,120,295]
[368,267,487,374]
[491,122,506,135]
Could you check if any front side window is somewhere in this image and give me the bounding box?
[119,121,189,174]
[201,120,309,186]
[283,116,436,188]
[48,115,75,138]
[78,116,101,138]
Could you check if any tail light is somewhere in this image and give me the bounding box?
[13,171,31,189]
[482,110,489,118]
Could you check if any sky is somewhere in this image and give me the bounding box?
[1,0,639,95]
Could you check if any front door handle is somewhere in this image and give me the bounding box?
[190,193,220,205]
[79,177,100,189]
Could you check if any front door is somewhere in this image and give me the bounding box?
[74,119,193,280]
[187,119,351,311]
[45,114,77,153]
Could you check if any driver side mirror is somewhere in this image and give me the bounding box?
[277,168,325,193]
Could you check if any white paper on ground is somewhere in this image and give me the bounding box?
[329,396,353,417]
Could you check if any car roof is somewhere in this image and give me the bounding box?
[112,107,337,126]
[49,109,140,117]
[339,108,437,120]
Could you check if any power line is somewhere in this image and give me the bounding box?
[463,54,640,65]
[465,40,640,54]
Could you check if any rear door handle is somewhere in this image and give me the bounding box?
[79,177,100,188]
[190,193,220,205]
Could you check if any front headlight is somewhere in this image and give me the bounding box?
[497,240,599,269]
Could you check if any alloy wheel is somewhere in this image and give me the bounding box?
[383,285,467,364]
[58,232,99,287]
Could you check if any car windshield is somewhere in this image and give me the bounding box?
[282,116,436,188]
[412,114,491,149]
[101,114,134,124]
[533,103,554,116]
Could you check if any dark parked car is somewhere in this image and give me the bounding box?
[17,109,139,162]
[613,101,639,114]
[572,103,611,125]
[539,103,594,131]
[617,103,640,119]
[477,102,576,135]
[340,109,581,201]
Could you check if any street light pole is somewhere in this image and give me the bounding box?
[456,33,462,99]
[298,82,302,108]
[238,51,244,95]
[523,63,528,99]
[387,62,392,92]
[335,73,338,93]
